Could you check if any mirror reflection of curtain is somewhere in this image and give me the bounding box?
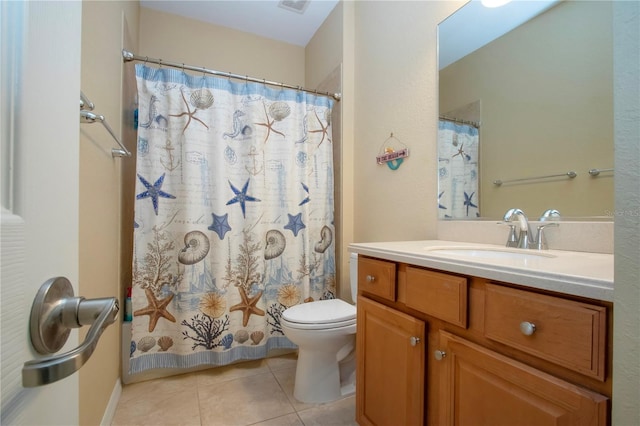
[438,120,479,219]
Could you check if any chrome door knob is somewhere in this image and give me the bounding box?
[434,350,446,361]
[409,336,421,346]
[520,321,536,336]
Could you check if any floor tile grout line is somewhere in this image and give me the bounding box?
[269,365,300,415]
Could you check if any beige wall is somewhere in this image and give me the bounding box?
[79,1,139,424]
[353,1,463,242]
[305,3,343,89]
[139,7,305,87]
[440,1,613,218]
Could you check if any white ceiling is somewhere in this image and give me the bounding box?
[139,0,340,47]
[140,0,559,60]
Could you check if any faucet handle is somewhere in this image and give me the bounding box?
[535,223,559,250]
[540,209,561,221]
[497,222,518,248]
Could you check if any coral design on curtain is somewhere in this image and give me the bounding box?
[438,120,479,219]
[130,64,335,373]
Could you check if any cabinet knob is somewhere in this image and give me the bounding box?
[434,350,446,361]
[366,275,376,283]
[409,336,421,346]
[520,321,536,336]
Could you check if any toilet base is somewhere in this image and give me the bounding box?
[293,345,356,404]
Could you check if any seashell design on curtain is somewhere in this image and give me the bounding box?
[438,120,479,219]
[129,64,335,373]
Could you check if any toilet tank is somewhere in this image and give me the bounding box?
[349,253,358,303]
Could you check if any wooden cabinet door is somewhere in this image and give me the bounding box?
[357,296,426,426]
[436,331,609,426]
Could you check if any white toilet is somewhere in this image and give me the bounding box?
[281,253,358,403]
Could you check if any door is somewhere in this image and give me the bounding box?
[356,296,426,426]
[435,331,608,426]
[1,1,82,424]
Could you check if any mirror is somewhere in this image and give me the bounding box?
[438,0,613,221]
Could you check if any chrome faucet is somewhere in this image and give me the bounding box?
[503,208,534,249]
[502,208,560,250]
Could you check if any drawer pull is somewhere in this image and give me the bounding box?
[520,321,537,336]
[409,336,421,346]
[366,275,376,283]
[434,350,447,361]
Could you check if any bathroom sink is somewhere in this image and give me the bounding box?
[424,246,556,260]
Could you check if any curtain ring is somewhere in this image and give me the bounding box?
[144,56,148,65]
[199,68,207,88]
[158,58,162,68]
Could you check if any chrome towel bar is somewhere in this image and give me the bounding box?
[493,171,577,186]
[80,91,131,158]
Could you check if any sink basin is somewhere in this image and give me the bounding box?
[425,247,556,260]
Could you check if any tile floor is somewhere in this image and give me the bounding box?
[111,353,358,426]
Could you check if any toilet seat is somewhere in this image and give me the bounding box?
[282,299,356,330]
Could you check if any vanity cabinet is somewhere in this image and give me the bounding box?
[355,255,612,426]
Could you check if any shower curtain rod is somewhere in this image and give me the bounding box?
[122,50,341,102]
[439,115,480,129]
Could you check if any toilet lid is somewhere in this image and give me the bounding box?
[282,299,356,324]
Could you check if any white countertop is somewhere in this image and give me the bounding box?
[348,240,613,302]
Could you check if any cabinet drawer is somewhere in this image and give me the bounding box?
[405,267,467,327]
[358,257,396,302]
[484,283,607,380]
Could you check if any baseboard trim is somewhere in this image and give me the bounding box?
[100,378,122,426]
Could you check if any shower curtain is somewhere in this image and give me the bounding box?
[438,120,479,219]
[129,64,335,373]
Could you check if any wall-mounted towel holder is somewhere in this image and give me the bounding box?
[493,171,577,186]
[80,91,131,158]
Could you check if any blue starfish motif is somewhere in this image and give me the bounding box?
[136,173,176,216]
[438,191,447,210]
[208,213,232,240]
[284,213,306,237]
[226,179,260,218]
[299,182,310,206]
[464,191,477,216]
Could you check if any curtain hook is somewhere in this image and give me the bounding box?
[144,56,148,65]
[158,58,162,68]
[199,67,207,88]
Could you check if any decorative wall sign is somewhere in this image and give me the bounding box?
[377,133,410,170]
